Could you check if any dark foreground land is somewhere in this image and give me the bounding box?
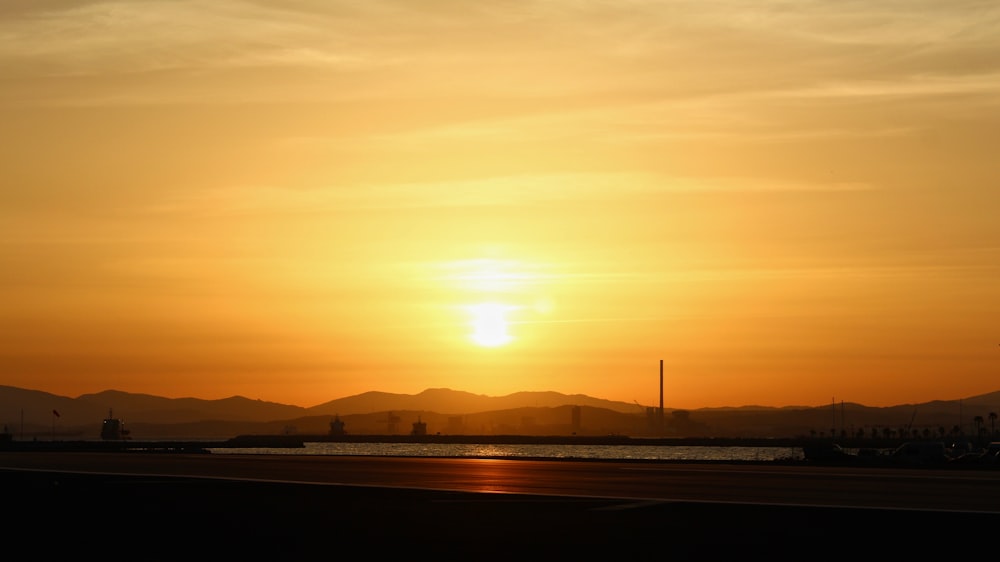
[4,466,998,561]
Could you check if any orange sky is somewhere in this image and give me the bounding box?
[2,1,999,409]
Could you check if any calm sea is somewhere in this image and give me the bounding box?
[208,441,806,461]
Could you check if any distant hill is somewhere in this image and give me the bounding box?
[0,385,641,429]
[3,385,1000,441]
[0,385,306,427]
[304,388,641,416]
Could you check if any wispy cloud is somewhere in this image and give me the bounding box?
[141,172,874,219]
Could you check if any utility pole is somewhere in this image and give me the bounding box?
[841,400,845,438]
[831,397,836,438]
[960,399,964,436]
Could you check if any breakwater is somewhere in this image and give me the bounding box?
[0,434,306,452]
[0,434,808,453]
[304,434,812,447]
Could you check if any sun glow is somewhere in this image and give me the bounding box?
[466,302,515,347]
[436,256,555,349]
[448,258,533,293]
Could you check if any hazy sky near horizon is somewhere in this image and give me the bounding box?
[2,1,999,409]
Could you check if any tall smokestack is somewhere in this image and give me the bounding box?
[659,359,664,434]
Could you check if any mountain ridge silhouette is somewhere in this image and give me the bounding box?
[4,384,1000,440]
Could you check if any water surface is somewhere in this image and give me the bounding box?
[209,441,805,461]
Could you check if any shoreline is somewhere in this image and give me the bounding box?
[0,432,976,450]
[0,433,831,452]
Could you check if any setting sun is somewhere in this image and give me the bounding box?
[466,302,515,347]
[438,257,544,349]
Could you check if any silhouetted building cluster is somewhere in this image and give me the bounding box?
[411,416,427,436]
[329,414,346,436]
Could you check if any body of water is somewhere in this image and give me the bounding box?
[208,441,806,461]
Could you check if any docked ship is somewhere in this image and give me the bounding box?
[100,408,131,440]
